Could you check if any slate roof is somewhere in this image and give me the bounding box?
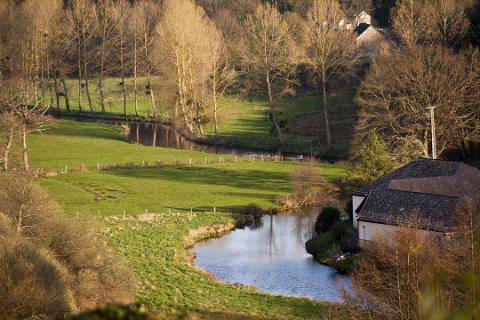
[354,23,370,36]
[354,159,480,231]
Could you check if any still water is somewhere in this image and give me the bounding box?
[127,122,232,154]
[193,210,351,302]
[127,122,305,160]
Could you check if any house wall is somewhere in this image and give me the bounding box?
[358,221,441,245]
[352,195,365,229]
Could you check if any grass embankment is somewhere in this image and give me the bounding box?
[29,120,348,319]
[204,90,357,156]
[55,78,357,156]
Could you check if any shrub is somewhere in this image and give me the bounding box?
[344,133,396,193]
[0,214,72,320]
[0,174,137,319]
[242,203,266,219]
[315,207,341,234]
[305,232,335,259]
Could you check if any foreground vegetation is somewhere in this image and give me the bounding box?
[26,120,348,319]
[0,174,136,320]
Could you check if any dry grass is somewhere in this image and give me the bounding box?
[0,173,137,319]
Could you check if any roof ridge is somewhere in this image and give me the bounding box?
[384,187,460,199]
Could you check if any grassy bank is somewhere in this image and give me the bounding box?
[54,78,357,155]
[29,120,349,319]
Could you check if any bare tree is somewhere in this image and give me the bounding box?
[304,0,357,149]
[426,0,470,48]
[132,0,161,118]
[205,19,236,138]
[112,1,130,116]
[392,0,470,48]
[95,0,119,113]
[0,80,26,172]
[391,0,431,48]
[356,46,480,160]
[155,0,212,135]
[242,3,299,146]
[66,0,97,112]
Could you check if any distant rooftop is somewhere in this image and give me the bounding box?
[355,159,480,231]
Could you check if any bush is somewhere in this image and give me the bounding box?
[0,174,137,319]
[305,232,335,259]
[344,133,396,193]
[242,203,266,219]
[0,214,72,320]
[315,207,341,234]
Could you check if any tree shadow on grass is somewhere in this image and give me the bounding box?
[173,310,275,320]
[37,120,123,142]
[103,167,292,195]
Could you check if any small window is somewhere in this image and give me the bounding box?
[362,226,367,240]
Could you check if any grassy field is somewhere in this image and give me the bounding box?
[29,120,349,319]
[29,120,233,170]
[53,78,357,156]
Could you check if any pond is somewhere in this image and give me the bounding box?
[193,209,351,303]
[127,122,305,161]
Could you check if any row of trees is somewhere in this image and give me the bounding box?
[0,0,362,148]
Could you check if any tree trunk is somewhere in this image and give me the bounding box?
[62,78,71,112]
[53,74,60,110]
[77,32,83,112]
[212,64,219,138]
[266,72,285,146]
[148,78,156,118]
[84,76,93,111]
[196,103,204,137]
[31,40,38,105]
[83,35,94,112]
[3,127,14,172]
[120,33,127,117]
[99,24,107,113]
[175,53,193,133]
[322,70,331,149]
[46,51,54,109]
[144,34,156,118]
[133,23,139,117]
[22,123,29,173]
[17,203,24,234]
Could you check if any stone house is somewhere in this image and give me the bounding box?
[352,159,480,244]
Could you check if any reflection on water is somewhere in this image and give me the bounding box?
[127,123,305,160]
[193,208,351,302]
[127,123,224,153]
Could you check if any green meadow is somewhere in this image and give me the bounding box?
[30,120,348,319]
